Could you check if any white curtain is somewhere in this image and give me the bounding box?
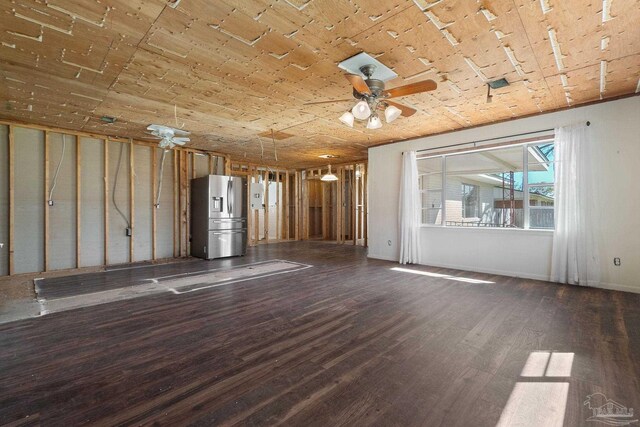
[550,123,600,286]
[399,151,421,264]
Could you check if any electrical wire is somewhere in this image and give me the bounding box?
[48,134,66,202]
[112,141,131,228]
[155,149,167,208]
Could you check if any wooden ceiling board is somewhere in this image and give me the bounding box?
[1,0,638,168]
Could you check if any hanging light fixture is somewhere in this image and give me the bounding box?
[366,113,382,129]
[352,100,371,120]
[321,165,339,182]
[384,105,402,123]
[339,111,354,127]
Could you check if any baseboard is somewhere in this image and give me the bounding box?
[592,281,640,294]
[367,252,397,262]
[415,260,551,281]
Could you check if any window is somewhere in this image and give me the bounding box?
[418,140,555,229]
[461,184,479,218]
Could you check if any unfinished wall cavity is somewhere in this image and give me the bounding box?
[0,122,207,276]
[13,127,45,274]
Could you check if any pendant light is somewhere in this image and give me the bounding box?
[352,100,371,120]
[384,105,402,123]
[366,114,382,129]
[339,111,354,127]
[321,165,339,182]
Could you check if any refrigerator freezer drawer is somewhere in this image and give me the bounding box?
[208,218,246,231]
[206,229,247,259]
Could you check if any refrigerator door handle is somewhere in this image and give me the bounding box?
[227,179,232,215]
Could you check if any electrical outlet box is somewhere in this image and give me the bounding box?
[614,257,621,266]
[48,200,54,206]
[125,227,132,237]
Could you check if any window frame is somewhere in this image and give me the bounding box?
[461,183,480,219]
[417,138,555,230]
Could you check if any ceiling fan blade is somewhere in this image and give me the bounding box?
[172,129,190,136]
[345,74,371,95]
[386,100,417,117]
[304,99,354,105]
[384,79,437,98]
[173,137,190,143]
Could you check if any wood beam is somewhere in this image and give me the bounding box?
[364,162,368,248]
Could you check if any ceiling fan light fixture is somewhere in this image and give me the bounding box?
[366,114,382,130]
[384,105,402,123]
[339,111,354,127]
[352,100,371,120]
[321,165,339,182]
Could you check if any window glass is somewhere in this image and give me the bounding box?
[418,140,554,229]
[444,146,524,227]
[418,157,443,225]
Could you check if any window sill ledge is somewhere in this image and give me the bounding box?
[420,225,554,234]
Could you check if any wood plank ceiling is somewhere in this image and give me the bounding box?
[1,0,638,168]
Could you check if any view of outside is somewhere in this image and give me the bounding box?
[418,142,555,229]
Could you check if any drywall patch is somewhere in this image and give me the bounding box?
[599,60,607,98]
[412,0,443,11]
[602,0,613,22]
[387,30,400,39]
[503,45,525,76]
[208,24,268,47]
[464,57,488,81]
[539,0,553,14]
[479,7,497,22]
[547,27,565,71]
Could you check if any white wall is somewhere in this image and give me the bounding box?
[368,96,640,293]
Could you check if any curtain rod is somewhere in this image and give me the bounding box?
[416,121,590,153]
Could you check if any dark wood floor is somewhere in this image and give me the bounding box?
[1,242,639,426]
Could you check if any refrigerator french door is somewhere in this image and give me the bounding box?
[191,175,247,259]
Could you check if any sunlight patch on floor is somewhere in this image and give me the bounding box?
[496,382,569,427]
[390,267,495,284]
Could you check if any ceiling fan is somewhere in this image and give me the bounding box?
[146,124,190,149]
[305,64,437,129]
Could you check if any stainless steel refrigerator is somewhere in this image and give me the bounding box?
[190,175,247,259]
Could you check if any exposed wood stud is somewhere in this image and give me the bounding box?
[151,147,157,260]
[8,126,15,275]
[285,171,290,241]
[173,150,178,258]
[103,140,109,266]
[129,141,135,263]
[364,162,368,248]
[352,164,357,246]
[276,171,280,241]
[44,131,50,271]
[264,170,270,243]
[76,136,81,268]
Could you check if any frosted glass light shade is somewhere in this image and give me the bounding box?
[321,165,339,181]
[352,100,371,120]
[339,111,354,127]
[366,115,382,129]
[385,105,402,123]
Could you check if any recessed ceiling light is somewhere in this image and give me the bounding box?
[319,154,339,159]
[100,115,116,124]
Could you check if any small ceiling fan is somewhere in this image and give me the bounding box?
[305,64,437,129]
[146,124,190,149]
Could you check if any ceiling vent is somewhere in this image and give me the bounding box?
[488,78,510,89]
